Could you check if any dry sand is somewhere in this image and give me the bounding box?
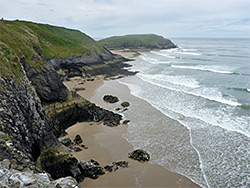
[62,72,200,188]
[64,75,104,101]
[111,50,141,58]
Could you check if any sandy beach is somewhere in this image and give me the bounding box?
[62,51,200,187]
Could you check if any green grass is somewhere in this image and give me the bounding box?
[0,20,105,79]
[99,34,168,46]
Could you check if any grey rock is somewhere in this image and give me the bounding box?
[53,176,78,188]
[0,159,79,188]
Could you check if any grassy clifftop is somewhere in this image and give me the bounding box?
[0,20,105,78]
[99,34,177,50]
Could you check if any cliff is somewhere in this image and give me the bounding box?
[99,34,177,50]
[0,20,131,186]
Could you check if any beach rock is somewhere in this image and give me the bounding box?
[68,145,83,152]
[59,138,73,147]
[73,87,85,92]
[121,102,130,108]
[128,149,150,162]
[89,159,100,166]
[115,107,121,111]
[73,147,82,152]
[78,160,105,179]
[122,108,128,112]
[123,120,130,124]
[104,161,129,173]
[103,95,119,103]
[80,144,88,149]
[114,161,129,168]
[74,135,83,145]
[104,165,113,173]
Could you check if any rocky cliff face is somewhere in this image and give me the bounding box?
[20,48,134,105]
[0,54,126,184]
[0,76,54,161]
[0,20,132,185]
[102,40,177,50]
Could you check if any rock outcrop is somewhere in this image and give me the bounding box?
[103,95,119,103]
[78,160,105,179]
[121,101,130,108]
[128,149,150,162]
[74,135,83,145]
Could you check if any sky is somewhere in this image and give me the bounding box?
[1,0,250,39]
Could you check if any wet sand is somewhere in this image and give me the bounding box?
[62,67,200,187]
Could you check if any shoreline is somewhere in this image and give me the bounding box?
[63,51,200,187]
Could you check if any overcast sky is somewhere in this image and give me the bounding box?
[1,0,250,39]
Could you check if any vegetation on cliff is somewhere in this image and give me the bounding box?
[99,34,177,50]
[0,20,108,78]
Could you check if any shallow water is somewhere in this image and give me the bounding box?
[116,38,250,188]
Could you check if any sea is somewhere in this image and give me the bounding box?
[97,38,250,187]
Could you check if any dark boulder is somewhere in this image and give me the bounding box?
[78,160,105,179]
[122,120,130,124]
[59,138,73,147]
[104,165,113,173]
[128,149,150,162]
[114,161,129,168]
[73,147,82,152]
[80,144,88,149]
[121,102,130,108]
[103,95,119,103]
[104,161,129,173]
[74,135,83,145]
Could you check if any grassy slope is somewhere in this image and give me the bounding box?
[0,20,104,79]
[99,34,168,46]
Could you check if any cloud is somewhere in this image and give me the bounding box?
[0,0,249,38]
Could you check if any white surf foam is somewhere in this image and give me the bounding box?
[171,65,233,74]
[161,48,179,53]
[247,89,250,92]
[139,56,171,65]
[138,74,241,107]
[182,48,198,52]
[175,51,202,56]
[150,51,176,58]
[140,73,200,89]
[120,76,249,137]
